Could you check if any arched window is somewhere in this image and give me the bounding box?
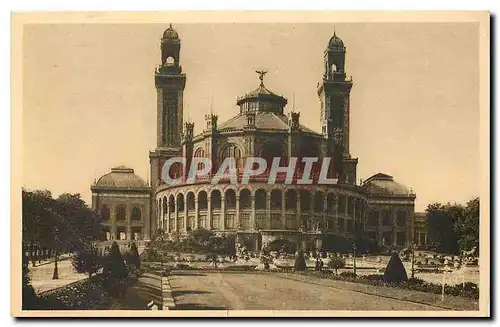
[326,193,335,213]
[100,205,110,221]
[270,189,281,210]
[285,190,297,211]
[222,144,243,170]
[367,210,378,226]
[260,142,286,170]
[255,189,267,210]
[169,195,175,212]
[131,207,142,221]
[116,206,126,221]
[166,56,175,65]
[186,192,195,211]
[177,194,185,212]
[331,63,337,72]
[225,189,236,209]
[211,190,221,210]
[396,210,407,227]
[194,148,206,172]
[300,190,311,211]
[338,195,346,214]
[382,210,392,226]
[198,191,208,210]
[314,192,324,212]
[239,189,251,209]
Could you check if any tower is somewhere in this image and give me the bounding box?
[155,24,186,148]
[149,25,187,233]
[317,32,357,184]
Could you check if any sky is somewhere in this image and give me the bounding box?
[22,22,480,211]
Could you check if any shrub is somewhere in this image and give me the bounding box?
[384,252,408,283]
[327,256,346,275]
[102,242,128,298]
[339,271,357,279]
[72,245,103,278]
[128,242,141,269]
[294,250,307,271]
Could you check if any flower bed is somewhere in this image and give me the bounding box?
[293,271,479,300]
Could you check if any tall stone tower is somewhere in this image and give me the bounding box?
[149,24,186,232]
[317,32,358,185]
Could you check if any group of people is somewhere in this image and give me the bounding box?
[315,257,324,272]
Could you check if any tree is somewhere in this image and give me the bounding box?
[327,256,345,275]
[294,250,307,271]
[103,242,128,297]
[72,244,103,278]
[103,241,128,279]
[427,203,460,254]
[384,252,408,283]
[126,242,141,270]
[22,253,38,310]
[455,198,479,252]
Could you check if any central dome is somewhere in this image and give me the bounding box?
[236,71,287,114]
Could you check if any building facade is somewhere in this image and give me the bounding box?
[91,25,421,252]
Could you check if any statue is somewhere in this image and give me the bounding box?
[255,69,268,86]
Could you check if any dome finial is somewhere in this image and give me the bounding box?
[334,29,336,37]
[169,23,173,29]
[255,69,268,86]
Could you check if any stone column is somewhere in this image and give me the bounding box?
[296,192,301,230]
[174,199,179,232]
[266,192,271,230]
[110,206,117,240]
[352,199,356,233]
[166,200,170,233]
[194,195,199,230]
[221,194,226,231]
[344,197,348,233]
[392,210,397,246]
[377,209,383,246]
[323,194,328,231]
[333,194,338,232]
[235,194,240,230]
[309,193,315,231]
[184,196,188,232]
[281,189,286,229]
[207,196,212,230]
[125,204,131,241]
[250,194,256,229]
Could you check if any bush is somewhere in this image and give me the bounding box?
[384,252,408,283]
[102,242,128,298]
[339,271,357,279]
[327,257,345,275]
[294,250,307,271]
[72,245,103,278]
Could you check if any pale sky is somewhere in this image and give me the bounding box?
[22,22,479,211]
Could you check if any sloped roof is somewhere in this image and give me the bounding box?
[217,112,319,135]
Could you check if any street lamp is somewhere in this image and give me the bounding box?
[410,241,416,279]
[52,226,59,280]
[352,242,357,276]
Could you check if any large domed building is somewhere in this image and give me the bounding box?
[91,26,418,252]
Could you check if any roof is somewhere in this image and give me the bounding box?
[95,166,149,189]
[362,173,415,197]
[216,111,320,134]
[236,84,287,107]
[328,32,345,51]
[162,24,179,40]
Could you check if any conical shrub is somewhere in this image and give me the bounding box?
[384,252,408,283]
[294,250,307,271]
